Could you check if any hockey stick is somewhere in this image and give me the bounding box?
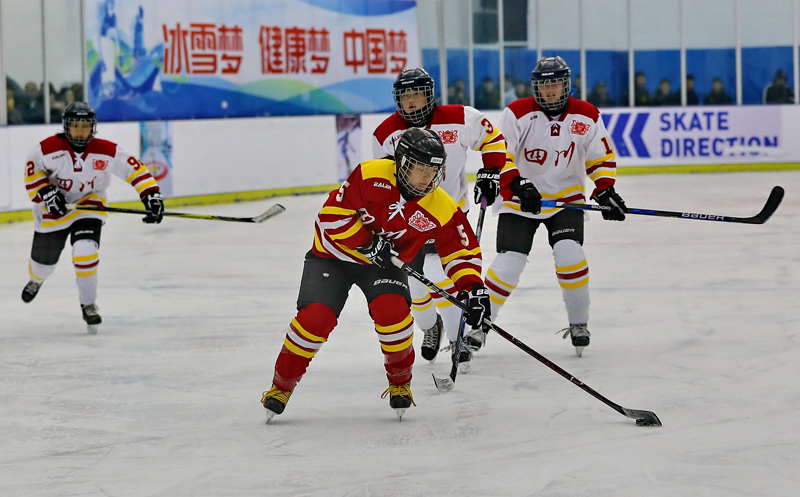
[66,203,286,223]
[432,197,488,392]
[541,186,783,225]
[393,255,662,427]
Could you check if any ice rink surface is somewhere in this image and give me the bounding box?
[1,171,799,496]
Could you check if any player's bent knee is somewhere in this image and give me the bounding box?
[553,239,585,265]
[72,239,99,258]
[295,303,338,338]
[368,294,411,325]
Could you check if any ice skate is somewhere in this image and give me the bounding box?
[442,339,472,373]
[420,314,443,361]
[464,326,488,352]
[81,304,102,335]
[261,385,292,422]
[381,383,416,421]
[558,323,590,357]
[21,280,43,303]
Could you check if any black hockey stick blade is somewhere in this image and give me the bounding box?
[541,185,784,225]
[67,202,286,223]
[624,408,663,427]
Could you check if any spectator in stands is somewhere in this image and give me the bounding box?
[703,77,733,105]
[685,75,699,105]
[572,75,582,100]
[514,80,531,99]
[763,70,794,104]
[621,71,650,107]
[651,79,680,106]
[587,81,615,108]
[475,76,500,109]
[20,82,45,124]
[448,78,469,105]
[6,88,24,124]
[503,76,517,106]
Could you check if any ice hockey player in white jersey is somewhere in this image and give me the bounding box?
[21,102,164,334]
[484,57,629,356]
[372,68,508,366]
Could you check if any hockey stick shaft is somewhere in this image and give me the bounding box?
[395,255,661,426]
[66,203,286,223]
[440,198,488,386]
[541,186,783,225]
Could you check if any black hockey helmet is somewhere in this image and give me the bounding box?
[531,56,571,114]
[62,101,97,148]
[393,68,436,126]
[395,128,446,199]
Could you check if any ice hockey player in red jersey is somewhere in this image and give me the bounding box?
[372,68,509,366]
[262,128,490,421]
[21,102,164,334]
[485,57,628,356]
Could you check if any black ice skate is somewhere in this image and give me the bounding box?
[21,280,43,303]
[559,323,590,357]
[261,385,292,422]
[81,304,102,335]
[381,383,416,421]
[464,326,488,352]
[420,314,443,361]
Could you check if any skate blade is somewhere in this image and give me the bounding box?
[394,408,407,421]
[432,373,454,392]
[86,324,99,335]
[265,409,277,423]
[575,346,585,357]
[458,361,471,374]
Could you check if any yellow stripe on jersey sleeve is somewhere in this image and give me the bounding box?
[450,267,481,284]
[586,153,615,168]
[328,221,364,241]
[26,170,46,182]
[440,246,482,265]
[320,206,357,216]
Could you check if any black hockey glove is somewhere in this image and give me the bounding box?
[464,284,491,329]
[39,185,67,217]
[509,176,542,214]
[141,191,164,224]
[592,185,628,221]
[473,167,500,205]
[358,235,398,269]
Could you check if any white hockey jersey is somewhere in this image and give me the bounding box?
[24,135,160,233]
[497,96,617,219]
[372,105,507,210]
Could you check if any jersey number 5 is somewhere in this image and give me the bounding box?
[457,224,469,247]
[336,181,350,202]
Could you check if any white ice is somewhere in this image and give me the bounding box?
[1,171,799,496]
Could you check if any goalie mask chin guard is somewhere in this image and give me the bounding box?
[395,128,446,198]
[62,101,97,148]
[393,68,436,127]
[531,56,571,114]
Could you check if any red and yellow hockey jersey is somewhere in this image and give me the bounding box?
[24,135,160,233]
[313,159,483,292]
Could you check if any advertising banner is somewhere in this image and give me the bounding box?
[600,106,785,166]
[84,0,419,121]
[140,121,174,196]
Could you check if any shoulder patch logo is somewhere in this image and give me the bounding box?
[438,129,458,144]
[570,120,590,136]
[92,159,108,171]
[408,210,437,232]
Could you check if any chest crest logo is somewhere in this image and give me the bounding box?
[92,159,109,171]
[550,123,561,136]
[408,211,436,232]
[524,148,548,165]
[570,121,590,136]
[437,129,458,144]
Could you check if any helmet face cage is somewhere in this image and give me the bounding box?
[393,73,436,126]
[531,57,571,112]
[397,153,444,197]
[63,115,97,148]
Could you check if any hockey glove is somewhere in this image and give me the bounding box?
[592,185,628,221]
[464,284,491,329]
[473,167,500,205]
[39,185,67,217]
[358,235,398,269]
[141,191,164,224]
[509,176,542,214]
